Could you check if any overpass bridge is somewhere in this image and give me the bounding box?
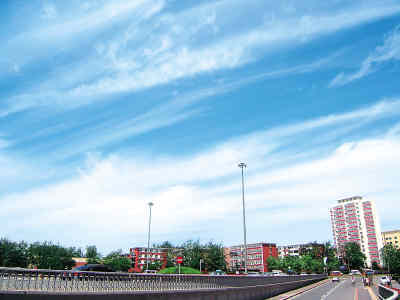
[0,267,326,299]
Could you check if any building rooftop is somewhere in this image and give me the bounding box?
[337,196,363,204]
[382,230,400,234]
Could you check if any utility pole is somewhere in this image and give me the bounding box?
[146,202,154,271]
[238,162,248,274]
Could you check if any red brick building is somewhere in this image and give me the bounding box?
[226,242,278,273]
[128,247,168,272]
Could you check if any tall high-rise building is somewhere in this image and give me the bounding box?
[329,196,383,267]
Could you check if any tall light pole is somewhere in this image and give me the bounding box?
[238,162,248,273]
[146,202,154,271]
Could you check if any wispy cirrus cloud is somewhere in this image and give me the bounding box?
[330,24,400,87]
[2,53,340,160]
[2,0,400,117]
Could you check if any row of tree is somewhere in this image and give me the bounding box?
[0,238,226,273]
[0,238,130,271]
[265,242,340,274]
[151,240,226,272]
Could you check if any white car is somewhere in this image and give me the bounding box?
[380,276,391,285]
[332,277,340,282]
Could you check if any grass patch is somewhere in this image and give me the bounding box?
[158,266,201,274]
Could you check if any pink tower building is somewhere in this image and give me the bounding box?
[330,196,383,267]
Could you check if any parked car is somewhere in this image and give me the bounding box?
[380,276,391,285]
[72,264,114,272]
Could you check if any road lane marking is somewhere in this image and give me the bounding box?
[321,278,347,299]
[278,279,331,300]
[354,287,358,300]
[367,286,378,300]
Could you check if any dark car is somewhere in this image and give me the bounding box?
[62,264,114,280]
[73,264,113,272]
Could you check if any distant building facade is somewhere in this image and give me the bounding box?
[382,230,400,249]
[278,243,324,258]
[226,242,278,273]
[329,196,383,267]
[72,257,88,268]
[128,247,168,272]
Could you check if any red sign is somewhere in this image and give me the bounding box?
[176,256,183,264]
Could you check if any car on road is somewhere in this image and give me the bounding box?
[380,276,391,285]
[332,276,340,282]
[62,264,114,280]
[330,271,343,277]
[72,264,114,272]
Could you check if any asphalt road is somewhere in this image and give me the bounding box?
[290,277,375,300]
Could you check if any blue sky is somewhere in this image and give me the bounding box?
[1,0,400,255]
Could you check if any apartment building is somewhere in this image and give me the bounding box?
[226,242,278,273]
[382,230,400,249]
[128,247,168,272]
[278,243,324,258]
[329,196,383,267]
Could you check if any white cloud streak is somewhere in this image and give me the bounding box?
[2,1,400,116]
[330,24,400,87]
[2,100,400,251]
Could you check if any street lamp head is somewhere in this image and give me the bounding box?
[148,202,154,207]
[238,162,247,168]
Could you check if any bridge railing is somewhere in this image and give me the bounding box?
[0,267,326,293]
[378,284,399,300]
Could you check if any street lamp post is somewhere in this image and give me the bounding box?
[146,202,154,271]
[238,162,248,273]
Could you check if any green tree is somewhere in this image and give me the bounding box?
[344,242,366,270]
[300,255,314,273]
[310,258,324,273]
[203,241,225,272]
[68,247,84,257]
[85,245,101,264]
[282,256,302,273]
[181,240,203,270]
[323,242,340,272]
[0,238,29,268]
[266,256,281,271]
[103,250,131,272]
[28,241,75,270]
[381,244,400,274]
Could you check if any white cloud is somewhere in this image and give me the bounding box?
[2,1,400,116]
[330,24,400,87]
[68,2,400,97]
[41,3,57,19]
[2,100,400,251]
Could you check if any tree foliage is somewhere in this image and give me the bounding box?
[0,238,29,268]
[266,256,281,270]
[85,245,101,264]
[381,244,400,274]
[344,242,366,270]
[28,242,75,270]
[103,249,131,272]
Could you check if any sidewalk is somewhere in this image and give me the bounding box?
[266,278,330,300]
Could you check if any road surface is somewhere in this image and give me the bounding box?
[279,277,376,300]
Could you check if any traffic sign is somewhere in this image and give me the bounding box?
[176,256,183,264]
